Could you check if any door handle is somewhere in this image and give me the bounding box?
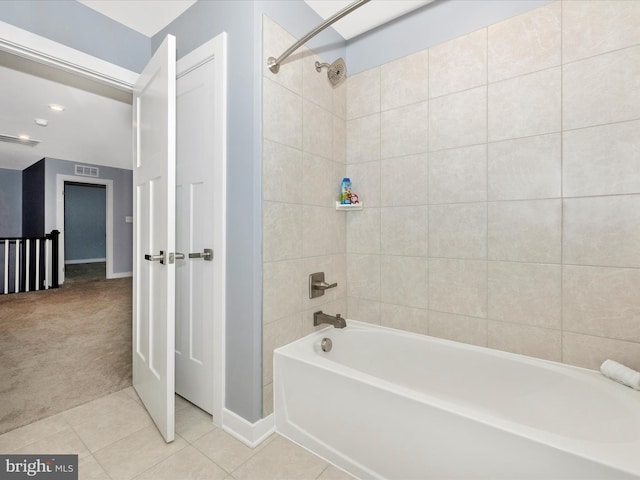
[175,252,185,260]
[144,251,165,264]
[188,248,213,261]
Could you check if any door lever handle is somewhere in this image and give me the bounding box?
[188,248,213,261]
[175,252,185,260]
[144,251,165,264]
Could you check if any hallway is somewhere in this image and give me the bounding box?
[0,276,132,435]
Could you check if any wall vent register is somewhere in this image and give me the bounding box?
[75,165,99,177]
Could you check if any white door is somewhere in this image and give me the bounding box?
[175,55,216,414]
[133,35,177,443]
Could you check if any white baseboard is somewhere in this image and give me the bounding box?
[108,271,132,279]
[222,409,275,448]
[65,258,106,264]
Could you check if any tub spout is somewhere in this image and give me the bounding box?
[314,311,346,329]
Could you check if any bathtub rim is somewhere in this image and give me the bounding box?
[274,319,640,478]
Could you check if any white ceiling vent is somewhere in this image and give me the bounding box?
[75,165,99,177]
[0,134,40,147]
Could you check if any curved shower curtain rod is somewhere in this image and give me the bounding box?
[267,0,370,74]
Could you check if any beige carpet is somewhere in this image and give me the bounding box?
[0,276,132,435]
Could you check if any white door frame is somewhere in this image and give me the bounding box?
[2,23,227,429]
[176,33,227,426]
[56,175,114,284]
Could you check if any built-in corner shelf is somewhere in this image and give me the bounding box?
[335,201,363,211]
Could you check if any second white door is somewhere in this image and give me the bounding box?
[175,45,218,414]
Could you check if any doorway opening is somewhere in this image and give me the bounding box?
[63,181,107,283]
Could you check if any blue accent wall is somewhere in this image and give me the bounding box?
[0,0,151,73]
[64,183,106,262]
[22,159,45,237]
[0,167,22,237]
[44,158,133,275]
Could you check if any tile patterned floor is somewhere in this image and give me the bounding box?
[0,388,355,480]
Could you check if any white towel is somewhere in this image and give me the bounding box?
[600,359,640,390]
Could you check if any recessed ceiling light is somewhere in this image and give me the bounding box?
[18,134,30,140]
[35,118,49,127]
[48,104,65,112]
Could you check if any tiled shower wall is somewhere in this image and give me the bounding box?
[261,17,347,416]
[345,1,640,370]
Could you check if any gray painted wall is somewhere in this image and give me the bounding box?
[0,0,150,73]
[44,158,133,275]
[0,167,22,237]
[22,159,45,237]
[153,0,345,423]
[64,184,106,262]
[347,0,554,74]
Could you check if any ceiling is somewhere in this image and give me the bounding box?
[77,0,197,37]
[0,0,431,171]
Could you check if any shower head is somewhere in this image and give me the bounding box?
[315,58,347,87]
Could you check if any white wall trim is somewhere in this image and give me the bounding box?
[108,271,132,279]
[176,33,228,429]
[222,409,275,448]
[0,20,138,91]
[56,175,114,284]
[65,258,106,265]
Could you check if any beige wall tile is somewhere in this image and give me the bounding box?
[381,101,429,158]
[302,153,344,207]
[429,258,487,318]
[488,321,561,361]
[302,206,345,257]
[263,16,302,95]
[563,46,640,130]
[488,68,561,142]
[429,86,487,151]
[381,206,428,257]
[429,145,487,204]
[563,0,640,64]
[347,207,380,254]
[263,259,302,325]
[263,77,302,148]
[346,161,381,207]
[563,332,640,371]
[429,29,487,98]
[381,154,428,207]
[263,201,301,262]
[333,115,346,163]
[302,49,334,110]
[428,311,487,347]
[488,199,561,263]
[488,2,561,82]
[263,139,302,203]
[347,296,381,324]
[333,80,347,119]
[563,195,640,268]
[381,49,429,111]
[488,133,561,201]
[429,203,487,260]
[563,265,640,343]
[563,120,640,197]
[381,255,428,309]
[347,67,380,120]
[346,114,380,164]
[347,254,380,301]
[380,303,428,335]
[263,314,301,385]
[262,382,274,417]
[488,261,561,329]
[303,99,333,159]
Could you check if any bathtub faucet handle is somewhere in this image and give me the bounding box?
[309,272,338,299]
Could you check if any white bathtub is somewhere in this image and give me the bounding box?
[274,320,640,479]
